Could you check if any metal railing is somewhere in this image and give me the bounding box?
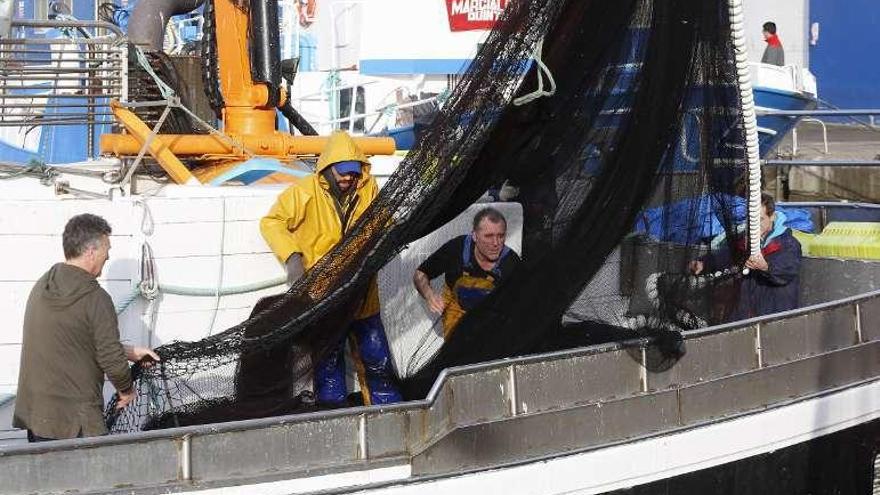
[0,19,127,157]
[758,108,880,167]
[765,159,880,167]
[756,109,880,117]
[2,249,880,493]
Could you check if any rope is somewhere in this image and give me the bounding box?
[133,46,175,99]
[115,277,288,315]
[160,277,287,296]
[115,201,159,315]
[139,242,160,301]
[0,161,59,185]
[118,105,173,186]
[116,45,257,188]
[513,39,557,106]
[206,198,226,335]
[114,196,286,317]
[114,287,142,315]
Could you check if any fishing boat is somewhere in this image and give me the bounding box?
[1,0,878,494]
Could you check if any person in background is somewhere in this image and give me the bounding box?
[14,214,159,442]
[761,21,785,66]
[690,192,801,320]
[414,207,521,339]
[260,130,401,407]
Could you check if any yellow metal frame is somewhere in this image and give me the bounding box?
[101,133,396,159]
[101,0,396,185]
[109,101,199,184]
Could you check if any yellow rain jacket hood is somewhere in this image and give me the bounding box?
[314,129,370,174]
[260,130,377,270]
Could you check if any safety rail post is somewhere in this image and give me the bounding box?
[178,433,193,481]
[755,323,764,368]
[507,364,519,417]
[855,303,864,344]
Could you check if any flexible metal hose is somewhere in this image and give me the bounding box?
[727,0,763,258]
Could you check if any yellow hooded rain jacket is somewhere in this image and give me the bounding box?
[260,131,381,317]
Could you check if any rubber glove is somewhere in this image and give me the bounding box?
[286,253,305,285]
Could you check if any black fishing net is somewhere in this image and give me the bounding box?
[106,0,753,432]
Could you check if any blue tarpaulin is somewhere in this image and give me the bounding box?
[633,194,814,244]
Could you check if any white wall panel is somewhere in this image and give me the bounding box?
[145,220,267,258]
[0,235,136,281]
[0,344,21,390]
[360,0,487,63]
[0,186,291,402]
[148,307,255,346]
[150,253,281,288]
[134,194,277,225]
[0,282,32,345]
[0,200,135,235]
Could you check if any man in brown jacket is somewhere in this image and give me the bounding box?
[13,214,159,442]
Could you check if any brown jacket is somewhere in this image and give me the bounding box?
[13,263,132,439]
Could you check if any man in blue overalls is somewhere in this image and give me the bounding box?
[413,207,522,338]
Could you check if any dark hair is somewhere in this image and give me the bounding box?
[63,214,112,259]
[761,192,776,215]
[762,22,777,34]
[472,207,507,231]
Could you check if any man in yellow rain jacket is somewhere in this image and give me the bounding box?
[260,130,401,406]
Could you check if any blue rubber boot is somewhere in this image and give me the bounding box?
[351,314,402,405]
[314,338,347,406]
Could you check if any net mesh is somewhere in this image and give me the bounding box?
[106,0,753,432]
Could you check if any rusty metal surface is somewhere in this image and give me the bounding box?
[0,439,178,494]
[515,350,642,415]
[679,341,880,425]
[411,391,680,476]
[859,296,880,343]
[648,326,758,391]
[190,415,359,481]
[800,258,880,306]
[761,305,857,366]
[449,368,510,426]
[366,411,409,459]
[406,386,452,454]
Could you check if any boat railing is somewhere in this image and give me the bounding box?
[1,249,879,493]
[749,61,816,96]
[0,18,127,158]
[759,108,880,169]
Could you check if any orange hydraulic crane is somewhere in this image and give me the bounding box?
[100,0,394,185]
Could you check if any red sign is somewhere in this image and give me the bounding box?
[445,0,508,32]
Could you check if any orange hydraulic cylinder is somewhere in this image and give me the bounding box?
[213,0,276,136]
[100,133,396,158]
